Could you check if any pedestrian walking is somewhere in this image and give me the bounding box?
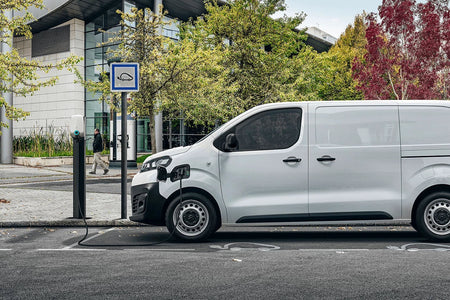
[89,128,109,175]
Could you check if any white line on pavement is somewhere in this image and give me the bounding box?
[296,249,370,252]
[64,227,117,250]
[36,248,106,252]
[127,249,196,251]
[0,249,12,251]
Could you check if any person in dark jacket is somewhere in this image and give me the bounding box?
[89,128,109,175]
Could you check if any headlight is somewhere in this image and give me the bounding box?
[140,156,172,173]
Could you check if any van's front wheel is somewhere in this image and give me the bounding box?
[416,192,450,242]
[165,192,217,242]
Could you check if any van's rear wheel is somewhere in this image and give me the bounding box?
[165,192,217,242]
[416,192,450,242]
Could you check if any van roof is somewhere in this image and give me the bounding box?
[257,100,450,108]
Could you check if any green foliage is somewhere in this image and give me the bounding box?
[164,0,307,122]
[292,14,366,101]
[13,126,110,157]
[137,154,151,163]
[13,126,72,157]
[0,0,82,134]
[14,150,73,157]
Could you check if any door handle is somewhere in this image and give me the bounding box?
[317,155,336,162]
[283,157,302,163]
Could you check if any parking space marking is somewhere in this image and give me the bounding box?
[36,248,107,252]
[387,243,450,252]
[210,242,280,252]
[0,249,12,251]
[296,249,370,252]
[65,227,117,249]
[34,228,117,251]
[127,248,196,252]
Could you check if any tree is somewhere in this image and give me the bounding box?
[321,14,366,100]
[291,14,366,101]
[165,0,306,120]
[78,7,180,153]
[353,0,450,100]
[0,0,80,134]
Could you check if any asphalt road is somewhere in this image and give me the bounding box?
[1,226,449,299]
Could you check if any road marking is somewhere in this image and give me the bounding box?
[0,249,12,251]
[35,228,117,252]
[387,243,450,252]
[296,249,370,252]
[127,248,196,252]
[210,242,280,252]
[35,248,106,252]
[36,248,106,252]
[64,227,117,249]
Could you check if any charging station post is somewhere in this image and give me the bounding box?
[73,134,86,218]
[70,115,86,219]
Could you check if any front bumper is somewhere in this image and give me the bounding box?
[130,182,167,225]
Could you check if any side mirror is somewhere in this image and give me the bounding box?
[224,133,238,152]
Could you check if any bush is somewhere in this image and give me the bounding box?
[137,154,151,163]
[14,125,111,157]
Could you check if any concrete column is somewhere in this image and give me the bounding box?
[154,0,163,153]
[1,9,13,164]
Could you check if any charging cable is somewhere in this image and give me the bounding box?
[77,176,185,247]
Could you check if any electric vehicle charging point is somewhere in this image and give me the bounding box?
[77,164,191,247]
[69,115,86,219]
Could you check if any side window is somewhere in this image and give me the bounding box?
[400,106,450,145]
[315,106,399,147]
[214,108,302,152]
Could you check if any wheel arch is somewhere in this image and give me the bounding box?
[411,184,450,225]
[163,187,222,227]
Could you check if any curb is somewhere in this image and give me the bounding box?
[0,220,412,228]
[0,220,148,228]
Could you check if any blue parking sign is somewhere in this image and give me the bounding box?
[110,63,139,92]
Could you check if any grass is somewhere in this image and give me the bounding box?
[14,150,74,157]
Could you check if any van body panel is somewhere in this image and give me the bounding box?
[217,103,308,223]
[399,104,450,218]
[157,141,228,222]
[308,103,402,218]
[401,158,450,218]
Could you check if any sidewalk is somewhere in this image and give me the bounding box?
[0,164,141,227]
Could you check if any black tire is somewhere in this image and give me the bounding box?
[415,192,450,242]
[165,192,218,242]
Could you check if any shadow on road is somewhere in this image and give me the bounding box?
[61,227,434,251]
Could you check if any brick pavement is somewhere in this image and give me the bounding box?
[0,164,137,227]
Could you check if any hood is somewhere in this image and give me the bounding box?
[143,146,191,163]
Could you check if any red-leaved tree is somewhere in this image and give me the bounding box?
[353,0,450,100]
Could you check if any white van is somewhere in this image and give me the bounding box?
[130,101,450,242]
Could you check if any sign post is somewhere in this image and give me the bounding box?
[111,63,139,219]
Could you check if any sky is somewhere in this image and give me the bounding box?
[281,0,382,39]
